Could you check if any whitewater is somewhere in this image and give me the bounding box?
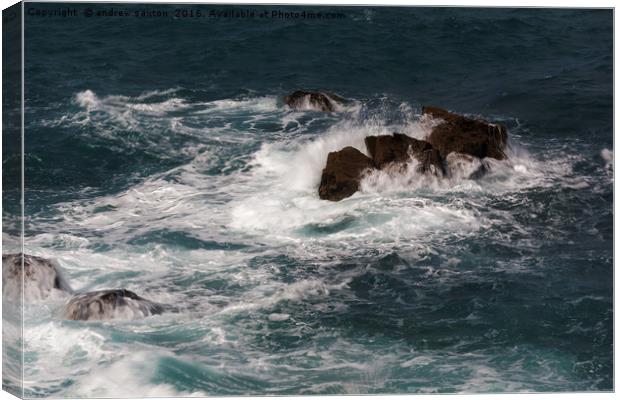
[2,86,612,396]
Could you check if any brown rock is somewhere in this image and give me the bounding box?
[63,289,166,321]
[318,146,376,201]
[364,133,444,175]
[423,106,508,160]
[284,90,343,112]
[316,107,507,201]
[418,146,445,175]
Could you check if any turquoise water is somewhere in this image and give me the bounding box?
[2,4,613,396]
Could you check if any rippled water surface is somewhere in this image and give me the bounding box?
[2,4,613,396]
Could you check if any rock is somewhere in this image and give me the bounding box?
[284,90,344,112]
[423,106,508,160]
[63,289,167,321]
[318,146,376,201]
[316,106,510,201]
[418,145,445,175]
[2,253,73,301]
[364,133,444,175]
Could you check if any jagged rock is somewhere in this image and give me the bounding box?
[2,253,73,301]
[318,146,376,201]
[63,289,167,321]
[364,133,444,175]
[418,145,445,175]
[284,90,345,112]
[423,106,508,160]
[317,106,510,201]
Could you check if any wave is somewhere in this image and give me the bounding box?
[41,90,290,165]
[66,89,282,127]
[26,92,600,259]
[57,351,207,397]
[17,90,613,396]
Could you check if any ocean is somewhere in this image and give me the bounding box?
[2,4,613,396]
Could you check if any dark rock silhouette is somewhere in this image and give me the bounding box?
[2,253,73,301]
[423,106,508,160]
[364,133,444,175]
[284,90,345,112]
[63,289,167,321]
[318,146,376,201]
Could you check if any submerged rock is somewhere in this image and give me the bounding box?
[2,253,73,301]
[318,146,376,201]
[63,289,166,321]
[284,90,345,112]
[423,106,508,160]
[364,133,444,175]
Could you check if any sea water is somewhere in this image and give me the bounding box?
[2,5,613,396]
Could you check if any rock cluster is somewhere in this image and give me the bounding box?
[2,253,167,321]
[318,107,508,201]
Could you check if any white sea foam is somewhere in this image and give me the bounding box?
[32,94,589,286]
[42,91,289,166]
[218,279,349,316]
[601,148,613,179]
[74,89,101,110]
[225,116,566,253]
[268,313,290,322]
[20,92,608,396]
[64,352,207,397]
[195,96,279,114]
[601,148,613,164]
[38,96,574,262]
[74,89,191,116]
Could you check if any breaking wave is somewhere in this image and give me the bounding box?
[13,89,613,396]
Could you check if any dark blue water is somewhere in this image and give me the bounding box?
[4,4,613,396]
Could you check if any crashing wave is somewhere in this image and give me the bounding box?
[317,107,509,201]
